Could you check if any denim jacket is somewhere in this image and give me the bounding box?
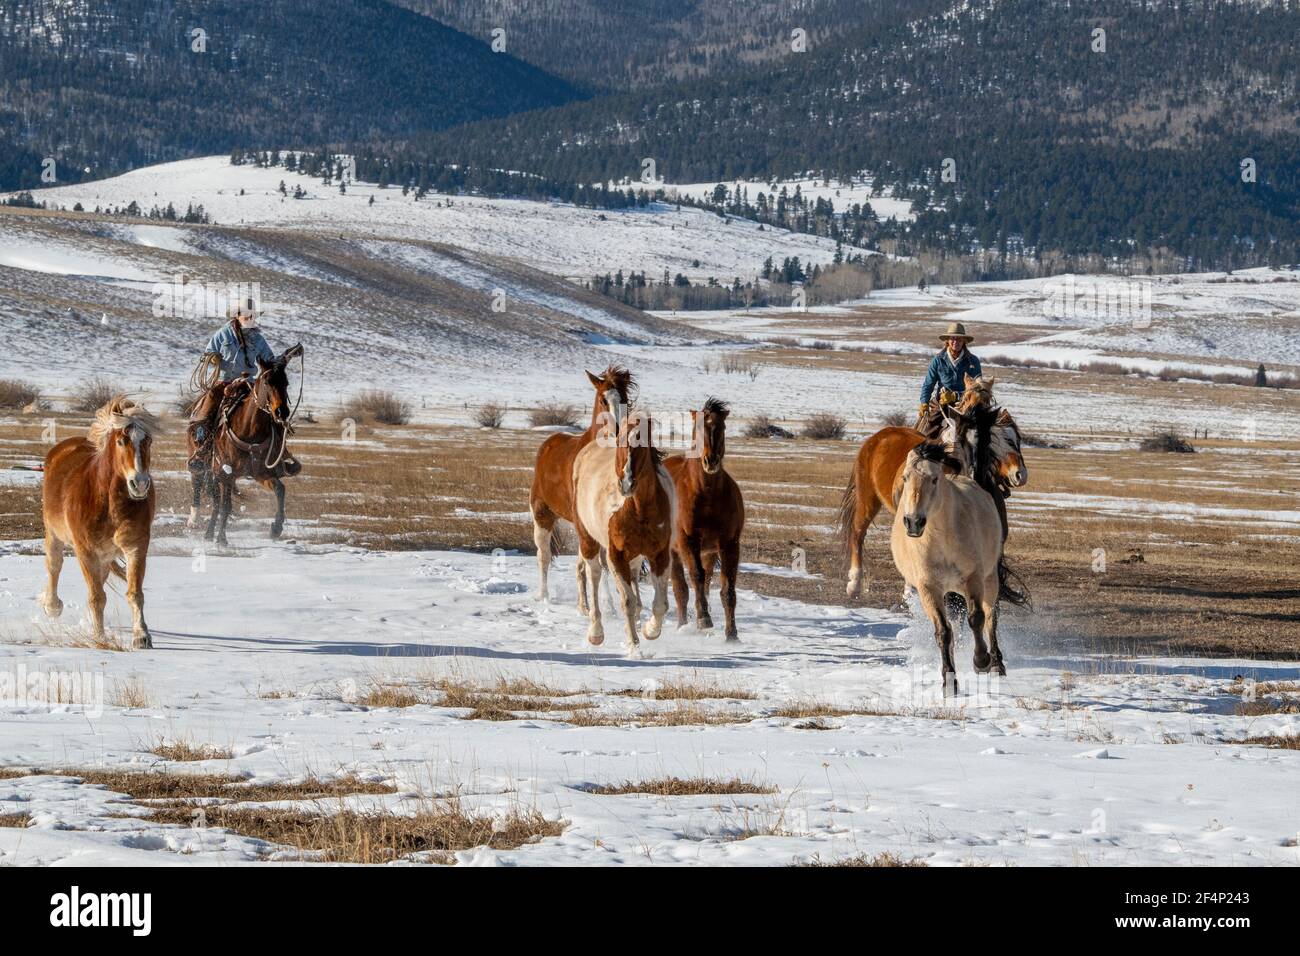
[207,321,275,381]
[920,349,982,403]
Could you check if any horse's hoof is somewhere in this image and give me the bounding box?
[696,615,714,631]
[586,627,604,646]
[973,652,992,673]
[724,629,739,642]
[270,524,283,540]
[993,661,1007,677]
[943,675,959,697]
[846,580,861,599]
[641,618,662,641]
[41,597,63,619]
[204,531,214,542]
[132,633,153,650]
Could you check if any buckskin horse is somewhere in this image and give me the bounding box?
[41,396,162,649]
[839,387,1028,600]
[572,409,676,656]
[529,365,634,604]
[663,398,745,640]
[891,443,1009,696]
[190,345,303,546]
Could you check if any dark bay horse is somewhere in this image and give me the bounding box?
[42,396,162,649]
[529,365,634,603]
[663,398,745,640]
[190,346,302,546]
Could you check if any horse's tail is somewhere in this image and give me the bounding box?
[108,559,127,581]
[836,468,859,570]
[549,527,563,556]
[997,557,1031,609]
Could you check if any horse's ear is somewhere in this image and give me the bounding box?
[964,373,978,389]
[983,376,995,388]
[586,369,604,390]
[282,343,303,361]
[256,356,270,372]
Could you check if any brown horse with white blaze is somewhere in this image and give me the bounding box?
[41,396,162,649]
[663,398,745,640]
[572,410,675,655]
[529,365,634,603]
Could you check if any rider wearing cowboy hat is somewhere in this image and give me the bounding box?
[187,297,277,468]
[919,321,982,418]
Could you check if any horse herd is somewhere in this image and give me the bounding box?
[34,362,1029,694]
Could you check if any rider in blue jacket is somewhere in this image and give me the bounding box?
[919,322,981,426]
[187,298,276,468]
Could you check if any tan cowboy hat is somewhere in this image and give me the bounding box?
[939,321,973,343]
[226,296,261,321]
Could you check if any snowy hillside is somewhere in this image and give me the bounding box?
[12,157,858,283]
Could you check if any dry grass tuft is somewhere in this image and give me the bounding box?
[801,412,847,440]
[142,799,563,864]
[562,702,754,727]
[149,741,234,762]
[1138,429,1195,453]
[796,851,928,867]
[0,812,32,828]
[0,379,40,409]
[610,677,756,701]
[473,403,506,429]
[528,402,580,428]
[108,677,154,709]
[341,389,412,426]
[1234,735,1300,750]
[72,377,122,412]
[772,699,967,721]
[357,683,425,709]
[583,776,776,796]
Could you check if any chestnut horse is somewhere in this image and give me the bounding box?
[191,347,302,546]
[663,398,745,640]
[572,410,675,655]
[529,365,634,603]
[41,396,162,649]
[840,392,1028,600]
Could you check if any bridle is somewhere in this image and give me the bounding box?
[220,365,296,472]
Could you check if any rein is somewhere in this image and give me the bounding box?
[218,374,294,472]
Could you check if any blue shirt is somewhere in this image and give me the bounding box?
[920,348,982,403]
[207,322,274,381]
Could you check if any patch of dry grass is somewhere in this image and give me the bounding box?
[583,777,776,796]
[71,376,122,412]
[0,812,32,828]
[1233,735,1300,750]
[36,768,395,802]
[528,402,580,428]
[357,683,425,709]
[0,379,39,409]
[341,389,412,426]
[562,702,755,727]
[771,699,968,721]
[795,851,928,867]
[149,741,234,762]
[609,677,757,701]
[142,799,564,864]
[108,677,153,709]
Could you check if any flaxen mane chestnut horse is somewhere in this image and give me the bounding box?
[839,377,1028,600]
[191,345,303,546]
[572,409,675,655]
[891,443,1008,696]
[41,396,162,650]
[529,365,634,603]
[663,398,745,640]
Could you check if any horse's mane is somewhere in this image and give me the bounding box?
[88,395,163,451]
[702,396,730,417]
[913,441,949,464]
[602,365,637,403]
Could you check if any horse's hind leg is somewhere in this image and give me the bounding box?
[75,553,110,645]
[919,586,958,697]
[670,549,689,628]
[719,539,740,642]
[983,594,1005,676]
[268,478,286,539]
[968,595,990,673]
[642,549,670,642]
[607,551,640,654]
[204,472,220,541]
[531,506,555,603]
[684,538,713,631]
[40,529,65,618]
[187,468,204,530]
[846,494,880,599]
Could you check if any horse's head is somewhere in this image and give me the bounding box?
[587,365,635,439]
[90,396,162,501]
[956,374,995,415]
[900,443,962,538]
[989,407,1028,489]
[254,349,297,424]
[692,396,730,474]
[615,410,659,498]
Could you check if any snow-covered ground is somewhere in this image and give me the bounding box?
[660,173,917,223]
[2,542,1297,866]
[11,156,857,282]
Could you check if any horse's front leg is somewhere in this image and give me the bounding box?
[607,551,640,654]
[216,477,234,546]
[41,529,65,618]
[719,539,740,642]
[684,537,713,630]
[642,549,671,641]
[118,541,151,650]
[269,478,286,539]
[187,468,204,531]
[204,472,220,541]
[919,586,958,697]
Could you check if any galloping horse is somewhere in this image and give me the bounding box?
[891,443,1008,695]
[41,396,162,649]
[529,366,635,604]
[190,346,302,546]
[663,398,745,640]
[572,410,675,655]
[839,387,1027,599]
